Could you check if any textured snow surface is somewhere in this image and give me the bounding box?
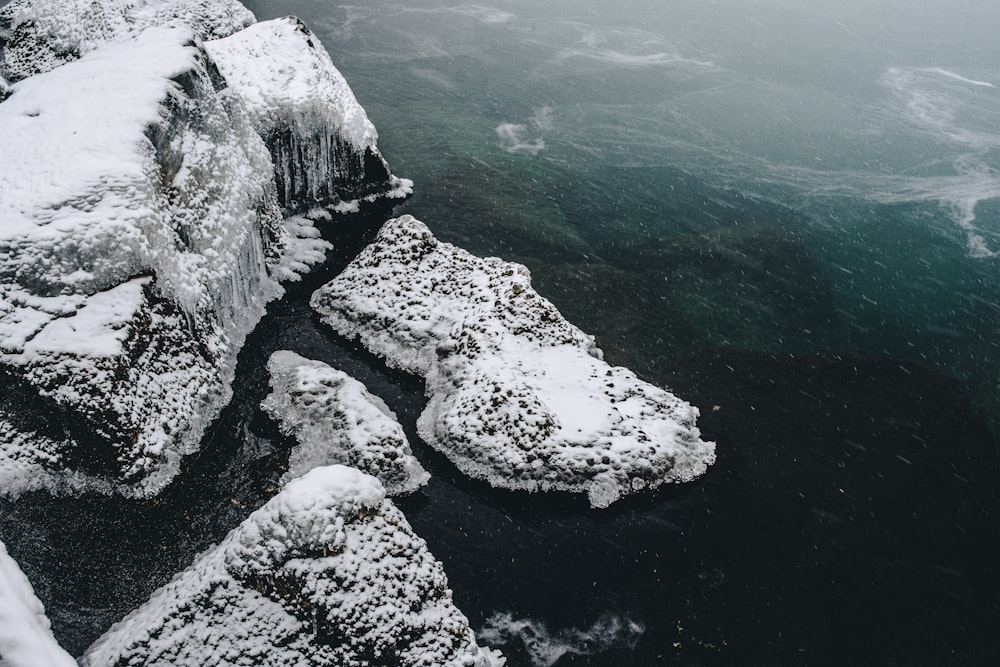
[262,350,430,494]
[205,16,376,151]
[0,0,254,81]
[205,17,412,212]
[83,466,504,667]
[0,541,77,667]
[0,27,285,496]
[312,216,716,507]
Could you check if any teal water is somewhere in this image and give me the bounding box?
[238,0,1000,664]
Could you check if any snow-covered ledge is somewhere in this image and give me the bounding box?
[82,466,504,667]
[312,216,716,508]
[205,17,413,213]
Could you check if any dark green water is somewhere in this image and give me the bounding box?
[3,1,999,665]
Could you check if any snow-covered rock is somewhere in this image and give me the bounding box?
[0,0,254,82]
[262,350,430,494]
[0,0,416,496]
[312,216,716,508]
[0,540,77,667]
[205,16,413,213]
[82,466,504,667]
[0,27,285,496]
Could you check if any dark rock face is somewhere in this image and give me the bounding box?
[268,128,394,211]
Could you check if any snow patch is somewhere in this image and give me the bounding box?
[0,540,77,667]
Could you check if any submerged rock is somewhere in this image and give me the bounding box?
[262,350,430,494]
[0,540,77,667]
[82,466,504,667]
[312,215,716,508]
[205,17,413,213]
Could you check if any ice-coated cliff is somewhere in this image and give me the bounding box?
[0,540,77,667]
[205,16,413,213]
[82,465,504,667]
[0,0,254,82]
[0,3,410,497]
[312,216,716,508]
[0,26,284,496]
[262,350,430,494]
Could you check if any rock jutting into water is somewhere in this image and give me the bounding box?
[204,16,413,213]
[81,465,505,667]
[0,540,77,667]
[261,350,430,494]
[311,215,716,508]
[0,3,408,498]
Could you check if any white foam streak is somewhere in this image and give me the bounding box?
[478,612,644,667]
[496,122,545,155]
[926,67,996,89]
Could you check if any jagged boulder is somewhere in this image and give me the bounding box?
[82,466,504,667]
[262,350,430,494]
[312,216,716,507]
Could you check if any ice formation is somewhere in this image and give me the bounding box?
[0,0,254,81]
[204,17,413,212]
[0,540,77,667]
[262,350,430,494]
[312,216,716,508]
[0,5,409,496]
[82,466,504,667]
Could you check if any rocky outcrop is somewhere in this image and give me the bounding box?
[0,7,410,497]
[204,16,412,213]
[0,0,254,82]
[312,216,716,507]
[82,466,504,667]
[0,27,284,496]
[262,351,430,494]
[0,540,77,667]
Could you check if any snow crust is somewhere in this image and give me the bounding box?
[262,350,430,494]
[312,216,716,507]
[0,540,77,667]
[0,0,255,81]
[83,466,504,667]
